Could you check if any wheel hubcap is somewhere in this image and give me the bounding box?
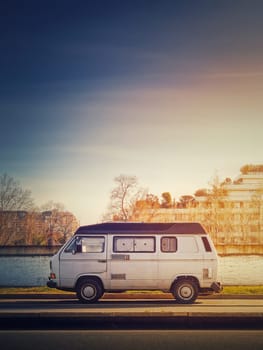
[83,285,95,299]
[179,285,193,299]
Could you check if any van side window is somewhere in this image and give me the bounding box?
[113,236,155,253]
[161,237,177,252]
[201,236,212,252]
[81,237,105,253]
[64,237,105,253]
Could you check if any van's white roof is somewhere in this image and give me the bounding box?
[75,222,207,235]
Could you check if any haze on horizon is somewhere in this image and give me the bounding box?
[0,1,262,224]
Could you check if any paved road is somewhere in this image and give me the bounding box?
[1,330,263,350]
[1,298,263,329]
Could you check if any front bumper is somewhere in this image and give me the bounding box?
[211,281,223,293]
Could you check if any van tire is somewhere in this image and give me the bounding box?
[76,279,103,303]
[172,279,198,304]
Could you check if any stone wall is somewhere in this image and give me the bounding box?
[0,245,60,256]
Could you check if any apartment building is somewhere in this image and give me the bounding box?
[131,166,263,254]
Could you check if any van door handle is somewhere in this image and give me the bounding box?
[98,259,106,263]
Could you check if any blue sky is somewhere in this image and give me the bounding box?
[1,0,263,224]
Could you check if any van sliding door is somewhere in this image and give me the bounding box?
[109,235,157,290]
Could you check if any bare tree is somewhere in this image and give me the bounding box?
[0,175,78,245]
[249,188,263,244]
[106,175,145,222]
[201,173,230,244]
[0,174,35,245]
[40,200,65,212]
[0,173,34,211]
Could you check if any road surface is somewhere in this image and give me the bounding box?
[1,330,263,350]
[1,297,263,329]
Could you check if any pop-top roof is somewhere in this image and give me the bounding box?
[75,222,207,235]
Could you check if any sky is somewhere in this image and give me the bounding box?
[1,0,263,225]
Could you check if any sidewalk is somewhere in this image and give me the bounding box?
[1,293,263,329]
[0,292,263,299]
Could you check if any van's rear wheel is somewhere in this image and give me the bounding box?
[77,279,103,303]
[172,279,198,304]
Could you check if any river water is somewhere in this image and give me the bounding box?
[0,255,262,287]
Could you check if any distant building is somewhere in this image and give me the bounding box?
[224,171,263,201]
[131,165,263,254]
[0,210,79,246]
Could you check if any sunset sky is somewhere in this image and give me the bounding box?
[1,0,263,224]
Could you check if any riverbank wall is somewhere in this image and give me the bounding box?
[0,246,263,287]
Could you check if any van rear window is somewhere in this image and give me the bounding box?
[201,236,212,252]
[161,237,177,252]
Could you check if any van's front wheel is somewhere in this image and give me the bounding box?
[77,279,103,303]
[172,279,198,304]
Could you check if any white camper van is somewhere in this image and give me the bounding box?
[47,222,221,304]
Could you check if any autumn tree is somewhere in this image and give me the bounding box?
[178,195,195,208]
[39,201,79,245]
[135,194,160,210]
[194,188,209,197]
[132,193,161,222]
[161,192,172,208]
